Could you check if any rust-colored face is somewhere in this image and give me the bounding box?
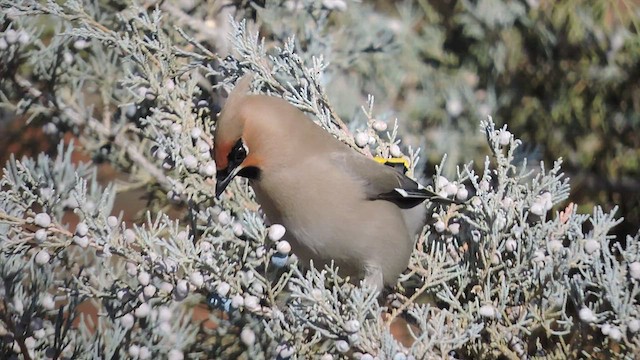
[214,140,233,172]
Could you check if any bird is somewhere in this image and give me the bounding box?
[213,74,436,290]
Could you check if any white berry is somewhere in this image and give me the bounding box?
[478,304,498,318]
[217,211,231,225]
[579,307,595,323]
[497,130,511,146]
[75,222,89,236]
[501,197,514,208]
[137,271,150,286]
[608,327,622,342]
[530,202,545,216]
[389,144,403,158]
[143,285,156,299]
[170,123,182,134]
[335,340,350,353]
[584,239,600,255]
[124,229,136,243]
[34,213,51,227]
[184,155,198,171]
[168,349,184,360]
[34,229,47,243]
[344,320,360,333]
[231,294,244,308]
[138,346,151,360]
[444,183,458,197]
[5,29,18,43]
[74,236,89,248]
[244,295,260,311]
[35,250,50,265]
[355,132,369,148]
[435,176,449,188]
[372,120,387,132]
[175,279,189,297]
[233,223,244,237]
[629,262,640,279]
[548,239,563,253]
[135,303,150,318]
[240,327,256,346]
[201,162,216,177]
[456,187,469,201]
[268,224,286,241]
[190,271,204,288]
[107,216,119,228]
[120,314,135,329]
[128,344,140,358]
[217,282,231,297]
[276,241,292,255]
[42,294,55,310]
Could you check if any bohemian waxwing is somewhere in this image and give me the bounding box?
[213,75,436,290]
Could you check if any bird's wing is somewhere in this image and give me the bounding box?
[330,151,448,209]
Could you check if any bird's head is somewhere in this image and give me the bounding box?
[213,73,322,199]
[213,75,263,199]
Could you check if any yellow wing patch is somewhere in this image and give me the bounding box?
[373,156,410,174]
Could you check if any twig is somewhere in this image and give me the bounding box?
[385,281,431,325]
[0,298,33,360]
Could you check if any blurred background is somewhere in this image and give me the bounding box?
[2,0,639,238]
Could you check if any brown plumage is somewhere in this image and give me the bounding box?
[213,75,430,290]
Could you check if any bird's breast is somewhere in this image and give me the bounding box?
[248,163,415,284]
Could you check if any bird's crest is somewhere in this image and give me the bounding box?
[214,73,254,171]
[224,73,254,110]
[217,72,254,129]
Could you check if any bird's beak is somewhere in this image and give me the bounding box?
[215,165,242,199]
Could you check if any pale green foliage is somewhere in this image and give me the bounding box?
[1,1,639,359]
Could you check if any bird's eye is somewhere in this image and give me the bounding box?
[234,146,246,162]
[229,139,248,164]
